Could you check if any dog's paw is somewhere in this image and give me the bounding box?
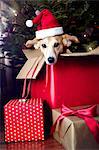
[25,40,33,48]
[63,39,72,47]
[66,49,72,54]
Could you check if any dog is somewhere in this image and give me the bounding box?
[25,34,79,65]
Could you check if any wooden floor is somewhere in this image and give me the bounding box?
[0,137,64,150]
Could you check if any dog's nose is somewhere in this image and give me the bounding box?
[48,57,55,64]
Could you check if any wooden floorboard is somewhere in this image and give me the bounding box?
[0,137,64,150]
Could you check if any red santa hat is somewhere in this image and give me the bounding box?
[26,9,64,39]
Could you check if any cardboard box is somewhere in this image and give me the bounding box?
[4,98,45,142]
[17,49,45,79]
[17,47,99,79]
[17,47,99,108]
[52,107,99,150]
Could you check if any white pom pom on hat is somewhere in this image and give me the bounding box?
[26,10,40,27]
[26,20,33,27]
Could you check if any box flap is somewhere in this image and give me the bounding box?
[17,47,99,79]
[23,49,42,59]
[17,49,45,79]
[61,46,99,57]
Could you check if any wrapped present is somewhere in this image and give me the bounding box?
[17,47,99,108]
[52,105,99,150]
[4,98,45,142]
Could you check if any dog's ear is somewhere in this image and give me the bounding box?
[25,38,40,49]
[62,34,79,47]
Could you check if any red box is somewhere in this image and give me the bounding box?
[4,98,44,142]
[31,56,99,108]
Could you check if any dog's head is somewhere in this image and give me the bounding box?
[37,36,64,64]
[26,34,79,65]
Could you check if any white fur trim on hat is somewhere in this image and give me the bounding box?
[36,27,64,39]
[26,20,33,27]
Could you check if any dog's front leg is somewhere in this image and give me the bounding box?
[25,38,38,48]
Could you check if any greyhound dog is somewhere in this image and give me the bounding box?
[25,34,79,65]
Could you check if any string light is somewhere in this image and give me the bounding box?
[88,46,93,51]
[83,34,87,38]
[12,9,18,16]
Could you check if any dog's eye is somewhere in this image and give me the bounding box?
[54,43,59,47]
[42,44,47,48]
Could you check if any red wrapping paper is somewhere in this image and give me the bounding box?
[4,98,44,143]
[31,57,99,108]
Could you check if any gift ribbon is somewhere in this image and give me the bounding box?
[46,64,56,107]
[46,64,49,87]
[51,105,99,143]
[22,56,43,99]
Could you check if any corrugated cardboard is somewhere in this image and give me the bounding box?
[52,107,99,150]
[17,47,99,79]
[61,46,99,57]
[17,49,45,79]
[23,49,42,59]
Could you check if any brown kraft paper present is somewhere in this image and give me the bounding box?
[52,107,99,150]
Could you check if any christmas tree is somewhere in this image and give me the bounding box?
[0,0,99,56]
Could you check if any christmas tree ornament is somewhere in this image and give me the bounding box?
[35,10,41,16]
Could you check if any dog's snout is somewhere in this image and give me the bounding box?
[48,57,55,64]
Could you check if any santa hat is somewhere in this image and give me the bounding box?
[26,9,64,39]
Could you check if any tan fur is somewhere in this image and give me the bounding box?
[25,34,79,64]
